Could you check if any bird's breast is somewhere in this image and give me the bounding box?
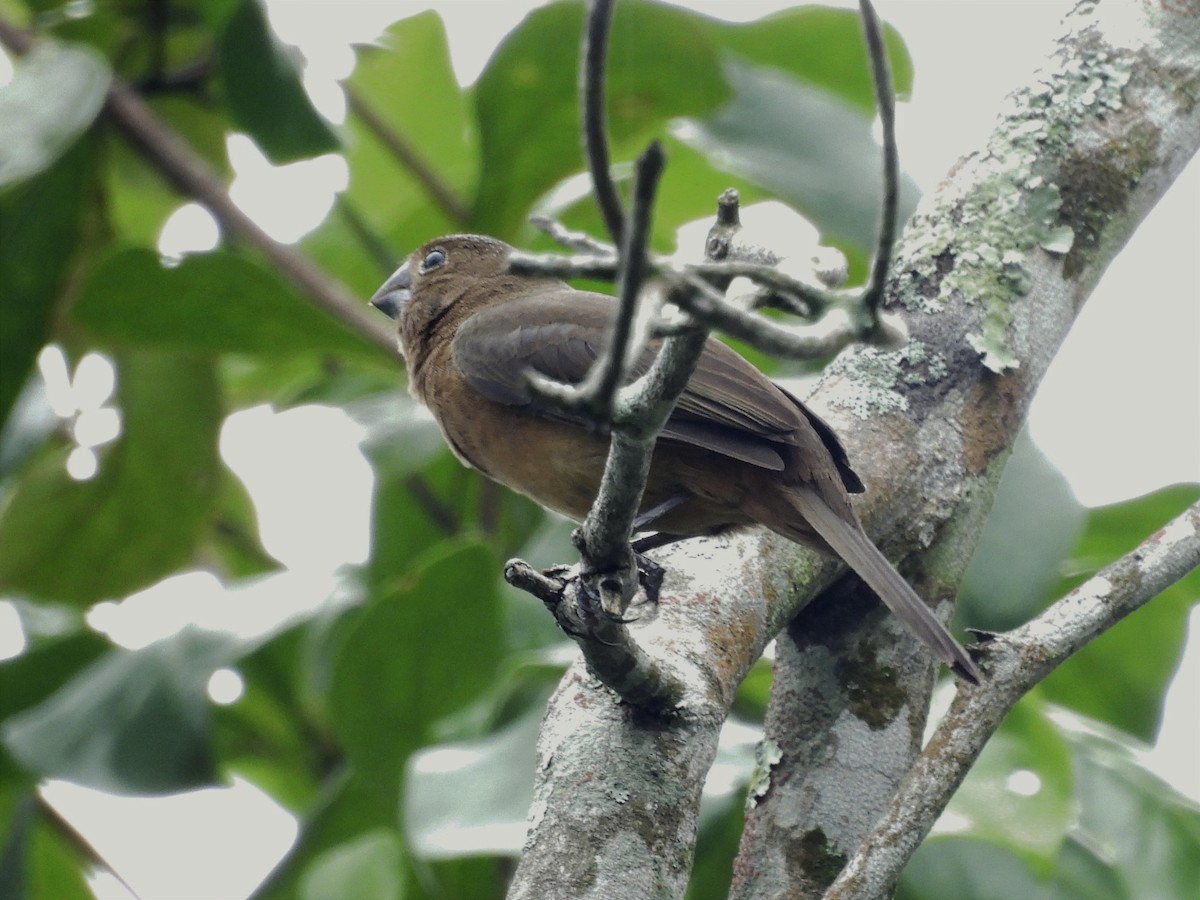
[417,360,609,522]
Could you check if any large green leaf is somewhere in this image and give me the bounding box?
[471,0,729,238]
[404,704,541,860]
[1042,484,1200,741]
[0,628,239,795]
[105,95,233,246]
[0,790,92,900]
[0,135,96,434]
[70,248,376,358]
[329,542,506,796]
[957,430,1086,632]
[695,5,913,112]
[681,60,920,255]
[215,0,340,164]
[302,10,476,295]
[1068,717,1200,900]
[0,630,109,725]
[0,351,222,606]
[898,838,1044,900]
[252,774,398,900]
[0,41,109,188]
[298,828,405,900]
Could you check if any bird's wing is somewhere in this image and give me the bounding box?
[452,291,860,484]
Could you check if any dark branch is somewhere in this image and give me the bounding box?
[858,0,900,317]
[580,0,625,245]
[524,143,665,429]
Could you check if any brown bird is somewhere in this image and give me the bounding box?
[370,234,980,683]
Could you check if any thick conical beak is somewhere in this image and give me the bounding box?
[369,261,412,320]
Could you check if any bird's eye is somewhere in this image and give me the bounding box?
[420,249,447,273]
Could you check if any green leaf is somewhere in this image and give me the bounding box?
[1068,717,1200,900]
[471,0,729,238]
[105,95,233,245]
[70,248,375,357]
[0,351,222,606]
[0,134,96,433]
[1042,484,1200,741]
[680,60,920,255]
[0,631,109,724]
[201,467,282,579]
[0,791,92,900]
[251,774,398,900]
[215,0,339,164]
[0,41,109,187]
[0,628,238,795]
[298,828,406,900]
[1046,836,1125,900]
[302,11,476,294]
[898,837,1043,900]
[363,445,472,591]
[329,542,506,796]
[695,5,913,112]
[958,429,1086,631]
[404,704,541,859]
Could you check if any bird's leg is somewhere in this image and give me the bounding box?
[631,493,690,533]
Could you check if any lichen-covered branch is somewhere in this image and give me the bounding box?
[826,501,1200,900]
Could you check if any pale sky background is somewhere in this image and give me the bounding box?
[1,2,1197,897]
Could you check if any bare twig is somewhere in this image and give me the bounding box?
[524,144,665,426]
[857,0,899,317]
[529,215,617,254]
[580,0,625,245]
[344,87,471,226]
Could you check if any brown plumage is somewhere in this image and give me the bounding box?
[370,234,980,683]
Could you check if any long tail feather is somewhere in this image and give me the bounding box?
[786,487,982,684]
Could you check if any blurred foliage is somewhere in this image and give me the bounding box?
[0,0,1195,897]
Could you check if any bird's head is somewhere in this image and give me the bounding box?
[370,233,512,314]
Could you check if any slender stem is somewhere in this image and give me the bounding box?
[581,0,625,245]
[578,141,665,575]
[858,0,899,316]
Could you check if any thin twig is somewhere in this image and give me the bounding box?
[580,0,625,245]
[524,144,665,424]
[826,501,1200,900]
[344,87,471,226]
[574,141,667,597]
[857,0,899,316]
[529,215,617,254]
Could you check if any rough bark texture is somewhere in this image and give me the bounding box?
[508,2,1200,897]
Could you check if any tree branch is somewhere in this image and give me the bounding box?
[580,0,625,245]
[857,0,900,319]
[826,501,1200,900]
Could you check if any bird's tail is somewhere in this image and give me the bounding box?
[781,486,982,684]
